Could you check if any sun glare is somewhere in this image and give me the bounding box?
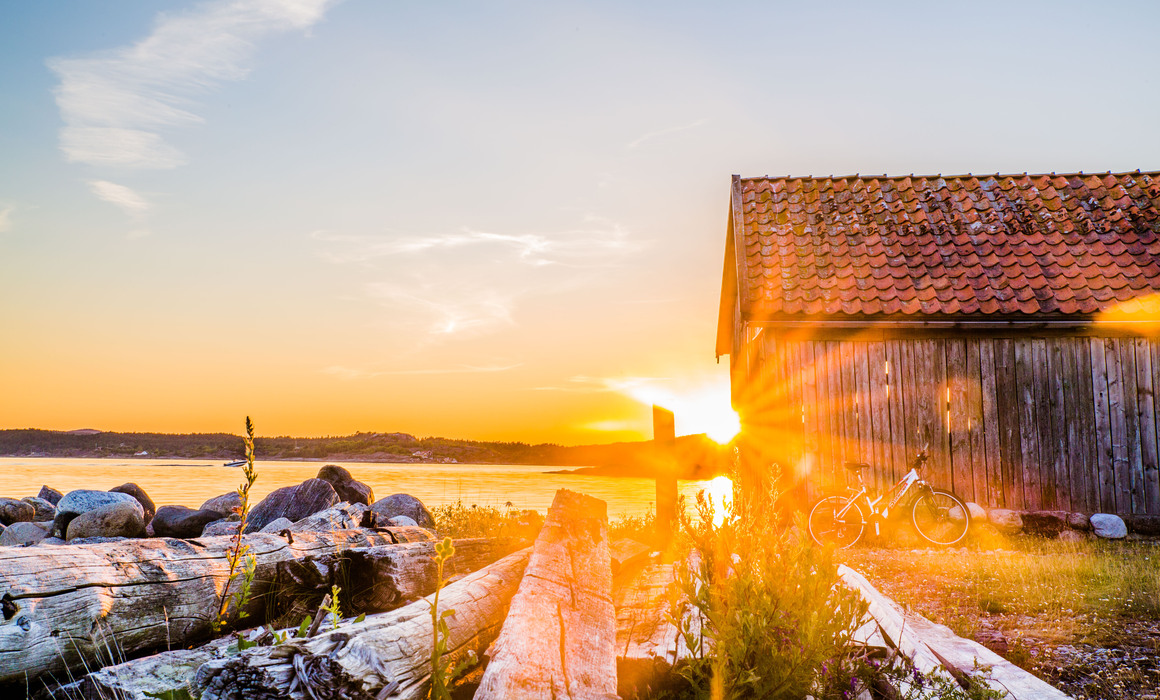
[703,475,734,527]
[617,376,741,444]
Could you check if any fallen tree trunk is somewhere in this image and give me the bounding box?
[194,546,533,700]
[0,526,431,688]
[475,489,617,700]
[59,537,521,700]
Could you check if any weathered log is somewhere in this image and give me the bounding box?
[839,565,1070,698]
[609,537,652,577]
[194,546,533,700]
[268,537,522,628]
[0,527,430,688]
[286,502,369,532]
[475,489,617,700]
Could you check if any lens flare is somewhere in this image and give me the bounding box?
[614,376,740,444]
[703,475,733,527]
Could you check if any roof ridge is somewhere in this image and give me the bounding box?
[736,169,1157,182]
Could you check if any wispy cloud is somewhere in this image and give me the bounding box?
[627,118,708,149]
[89,180,149,215]
[0,207,11,234]
[50,0,339,169]
[529,375,668,393]
[323,363,522,381]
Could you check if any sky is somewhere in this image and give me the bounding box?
[2,0,1159,445]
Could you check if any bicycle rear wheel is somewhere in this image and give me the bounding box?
[911,489,970,546]
[807,496,865,548]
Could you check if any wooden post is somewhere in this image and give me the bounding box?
[653,405,677,542]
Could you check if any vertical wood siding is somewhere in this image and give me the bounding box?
[747,334,1160,515]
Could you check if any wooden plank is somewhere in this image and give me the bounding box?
[1062,340,1088,514]
[854,343,876,490]
[1120,338,1144,514]
[885,340,908,482]
[1014,339,1042,509]
[614,560,698,698]
[814,341,836,489]
[1106,339,1132,513]
[977,340,1003,507]
[993,338,1023,510]
[964,340,988,506]
[930,339,952,494]
[835,567,944,677]
[799,342,821,501]
[782,340,808,495]
[945,339,973,502]
[1135,339,1160,515]
[475,489,615,700]
[1031,339,1058,509]
[868,342,894,492]
[1047,339,1071,511]
[1073,339,1098,514]
[195,547,533,700]
[840,341,860,471]
[899,340,921,475]
[1091,338,1117,512]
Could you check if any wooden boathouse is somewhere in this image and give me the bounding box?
[716,171,1160,515]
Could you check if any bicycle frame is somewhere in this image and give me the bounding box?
[833,456,931,535]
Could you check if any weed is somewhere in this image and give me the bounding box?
[212,417,259,632]
[427,537,476,700]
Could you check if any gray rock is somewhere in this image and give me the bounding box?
[0,521,50,546]
[1057,529,1091,543]
[200,492,243,519]
[316,465,375,506]
[21,497,56,521]
[54,490,140,538]
[1022,511,1069,537]
[387,515,418,527]
[110,483,156,524]
[987,509,1023,535]
[151,506,221,538]
[67,536,131,545]
[371,493,435,529]
[66,501,146,540]
[965,502,987,523]
[245,479,339,533]
[38,485,64,505]
[0,498,35,525]
[1123,514,1160,537]
[202,520,242,537]
[1091,513,1128,539]
[1067,512,1091,531]
[289,503,368,532]
[40,537,67,546]
[259,517,294,533]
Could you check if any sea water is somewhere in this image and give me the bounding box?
[0,457,717,517]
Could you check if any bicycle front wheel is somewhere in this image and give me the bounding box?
[808,496,865,549]
[911,489,970,546]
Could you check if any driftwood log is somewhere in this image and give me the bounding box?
[194,546,533,700]
[475,488,617,700]
[838,565,1071,699]
[0,526,431,689]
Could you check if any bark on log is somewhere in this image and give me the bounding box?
[268,537,522,628]
[60,537,520,700]
[193,547,533,700]
[474,489,617,700]
[0,527,429,689]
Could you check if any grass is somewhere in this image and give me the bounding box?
[841,534,1160,699]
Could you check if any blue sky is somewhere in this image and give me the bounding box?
[2,0,1158,443]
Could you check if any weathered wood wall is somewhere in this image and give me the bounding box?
[736,332,1160,515]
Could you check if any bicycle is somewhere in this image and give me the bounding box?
[807,443,970,548]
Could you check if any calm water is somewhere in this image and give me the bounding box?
[0,458,719,517]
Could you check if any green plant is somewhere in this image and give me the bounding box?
[427,537,476,699]
[431,500,543,540]
[323,584,343,631]
[212,416,259,632]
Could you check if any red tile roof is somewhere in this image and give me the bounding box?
[730,171,1160,318]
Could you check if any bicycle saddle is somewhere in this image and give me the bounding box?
[842,461,871,471]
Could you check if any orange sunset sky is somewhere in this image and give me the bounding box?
[2,1,1159,444]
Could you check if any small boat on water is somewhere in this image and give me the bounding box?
[224,459,247,468]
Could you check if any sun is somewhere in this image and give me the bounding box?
[617,376,741,444]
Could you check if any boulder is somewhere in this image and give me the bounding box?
[0,498,35,525]
[37,485,64,505]
[987,508,1023,535]
[259,517,294,534]
[1090,513,1128,539]
[200,492,243,519]
[39,537,67,546]
[202,520,242,537]
[1067,512,1091,531]
[66,501,146,540]
[151,506,222,538]
[110,483,157,524]
[0,521,50,546]
[316,465,375,506]
[21,496,56,521]
[1057,529,1091,543]
[371,493,436,529]
[965,502,987,524]
[1021,510,1069,538]
[387,515,418,527]
[244,479,339,533]
[53,490,141,538]
[1123,514,1160,537]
